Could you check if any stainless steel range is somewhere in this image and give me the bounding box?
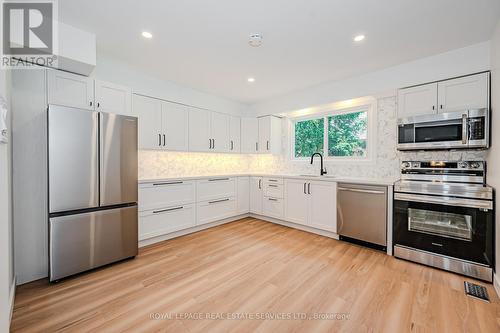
[393,161,494,282]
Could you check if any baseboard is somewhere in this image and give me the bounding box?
[494,273,500,298]
[139,214,250,248]
[249,214,339,240]
[9,277,16,324]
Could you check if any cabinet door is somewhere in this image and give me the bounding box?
[211,112,230,152]
[249,177,263,214]
[132,95,162,149]
[229,116,241,153]
[47,69,94,110]
[284,179,308,225]
[188,108,211,152]
[95,80,132,115]
[237,177,250,214]
[241,118,259,153]
[269,116,282,155]
[162,101,189,151]
[139,204,196,241]
[258,116,271,153]
[197,198,237,226]
[437,73,489,113]
[308,181,337,232]
[397,83,437,118]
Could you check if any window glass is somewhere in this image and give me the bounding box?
[327,111,367,157]
[294,118,324,158]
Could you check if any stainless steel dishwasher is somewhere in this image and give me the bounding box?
[337,183,387,250]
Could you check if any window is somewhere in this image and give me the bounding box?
[294,118,324,158]
[292,106,372,160]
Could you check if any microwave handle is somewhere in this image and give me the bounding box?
[462,114,468,144]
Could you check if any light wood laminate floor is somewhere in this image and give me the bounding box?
[11,218,500,332]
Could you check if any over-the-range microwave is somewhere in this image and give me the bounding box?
[397,109,489,151]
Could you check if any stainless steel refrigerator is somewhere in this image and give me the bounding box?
[48,105,138,281]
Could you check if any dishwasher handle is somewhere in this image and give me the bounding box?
[338,187,386,195]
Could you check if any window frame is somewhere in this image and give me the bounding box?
[290,103,376,163]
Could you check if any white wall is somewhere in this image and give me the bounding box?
[249,42,491,116]
[91,53,250,116]
[0,68,14,332]
[486,21,500,293]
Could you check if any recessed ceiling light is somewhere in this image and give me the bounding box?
[247,77,255,83]
[142,31,153,39]
[353,34,365,42]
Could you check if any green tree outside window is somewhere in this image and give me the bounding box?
[294,118,324,158]
[328,111,367,157]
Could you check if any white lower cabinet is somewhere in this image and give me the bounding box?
[284,179,337,231]
[250,177,263,214]
[139,180,195,212]
[197,197,237,226]
[263,197,284,218]
[197,178,236,202]
[237,177,250,214]
[284,179,308,225]
[139,204,196,240]
[308,181,337,232]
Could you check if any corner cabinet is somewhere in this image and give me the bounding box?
[249,177,263,214]
[241,118,259,153]
[133,95,188,151]
[284,179,337,232]
[397,72,490,118]
[258,116,282,154]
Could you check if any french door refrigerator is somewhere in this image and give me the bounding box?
[48,105,138,281]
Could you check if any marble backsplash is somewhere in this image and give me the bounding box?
[139,96,487,180]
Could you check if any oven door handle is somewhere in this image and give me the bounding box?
[394,193,492,210]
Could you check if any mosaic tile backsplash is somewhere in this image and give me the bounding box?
[139,96,487,180]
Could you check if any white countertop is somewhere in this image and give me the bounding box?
[139,173,397,186]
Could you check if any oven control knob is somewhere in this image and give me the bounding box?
[411,162,420,168]
[470,162,481,169]
[402,162,411,169]
[459,161,469,169]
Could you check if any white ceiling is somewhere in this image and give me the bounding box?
[60,0,500,105]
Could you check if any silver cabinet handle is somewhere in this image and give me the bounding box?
[268,184,278,188]
[462,114,468,144]
[212,139,215,149]
[153,181,184,186]
[208,178,230,182]
[163,134,166,147]
[209,198,230,204]
[267,140,270,150]
[338,187,385,195]
[268,179,278,182]
[303,183,306,194]
[259,179,262,189]
[268,198,278,201]
[153,206,183,214]
[90,101,93,107]
[230,140,234,150]
[158,134,162,146]
[256,142,258,151]
[308,183,311,195]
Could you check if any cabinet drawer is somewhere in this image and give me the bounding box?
[197,197,237,226]
[139,180,195,212]
[196,178,236,202]
[139,204,195,240]
[264,177,283,185]
[263,197,284,219]
[264,183,283,198]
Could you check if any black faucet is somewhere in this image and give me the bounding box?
[310,153,327,176]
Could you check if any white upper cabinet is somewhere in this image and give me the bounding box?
[397,82,438,118]
[133,95,162,150]
[47,69,94,110]
[308,181,337,232]
[284,179,308,225]
[437,73,489,113]
[258,116,282,154]
[241,118,259,153]
[188,108,211,152]
[211,112,230,152]
[95,80,132,115]
[229,116,241,153]
[162,102,189,151]
[398,72,490,118]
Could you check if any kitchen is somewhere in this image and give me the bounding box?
[1,0,500,332]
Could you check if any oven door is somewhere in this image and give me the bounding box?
[397,112,468,150]
[393,193,493,266]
